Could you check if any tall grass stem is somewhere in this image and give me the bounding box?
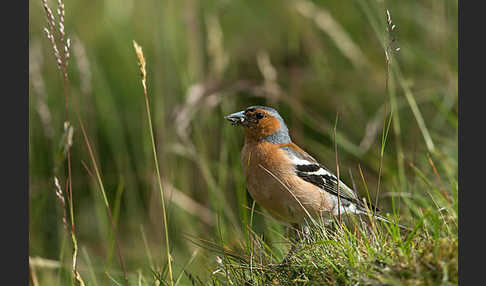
[133,40,174,286]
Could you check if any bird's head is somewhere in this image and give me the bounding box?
[225,106,291,144]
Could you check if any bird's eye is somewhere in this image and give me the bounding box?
[256,112,265,120]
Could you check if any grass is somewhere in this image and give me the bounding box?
[29,0,457,285]
[207,214,457,285]
[133,40,174,286]
[208,148,458,285]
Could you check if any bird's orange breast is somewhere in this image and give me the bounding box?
[241,141,333,224]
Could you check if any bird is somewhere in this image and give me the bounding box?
[225,105,385,229]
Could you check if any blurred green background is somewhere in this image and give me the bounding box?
[29,0,457,284]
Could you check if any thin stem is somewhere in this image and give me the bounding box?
[334,113,342,226]
[133,41,174,286]
[427,154,451,204]
[144,82,174,285]
[375,104,386,214]
[76,108,128,286]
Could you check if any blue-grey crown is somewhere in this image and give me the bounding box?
[246,106,291,144]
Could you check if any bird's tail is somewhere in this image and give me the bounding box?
[355,209,411,231]
[336,201,410,231]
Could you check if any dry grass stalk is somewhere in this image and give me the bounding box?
[133,40,174,286]
[42,0,70,78]
[42,2,127,285]
[42,0,61,69]
[60,122,85,286]
[41,1,82,284]
[133,41,147,91]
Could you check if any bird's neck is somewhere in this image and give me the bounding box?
[243,129,291,145]
[263,129,291,144]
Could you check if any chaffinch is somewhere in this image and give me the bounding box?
[225,105,379,226]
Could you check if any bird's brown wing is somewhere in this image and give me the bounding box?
[279,144,378,212]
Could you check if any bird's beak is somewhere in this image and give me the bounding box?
[225,110,247,126]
